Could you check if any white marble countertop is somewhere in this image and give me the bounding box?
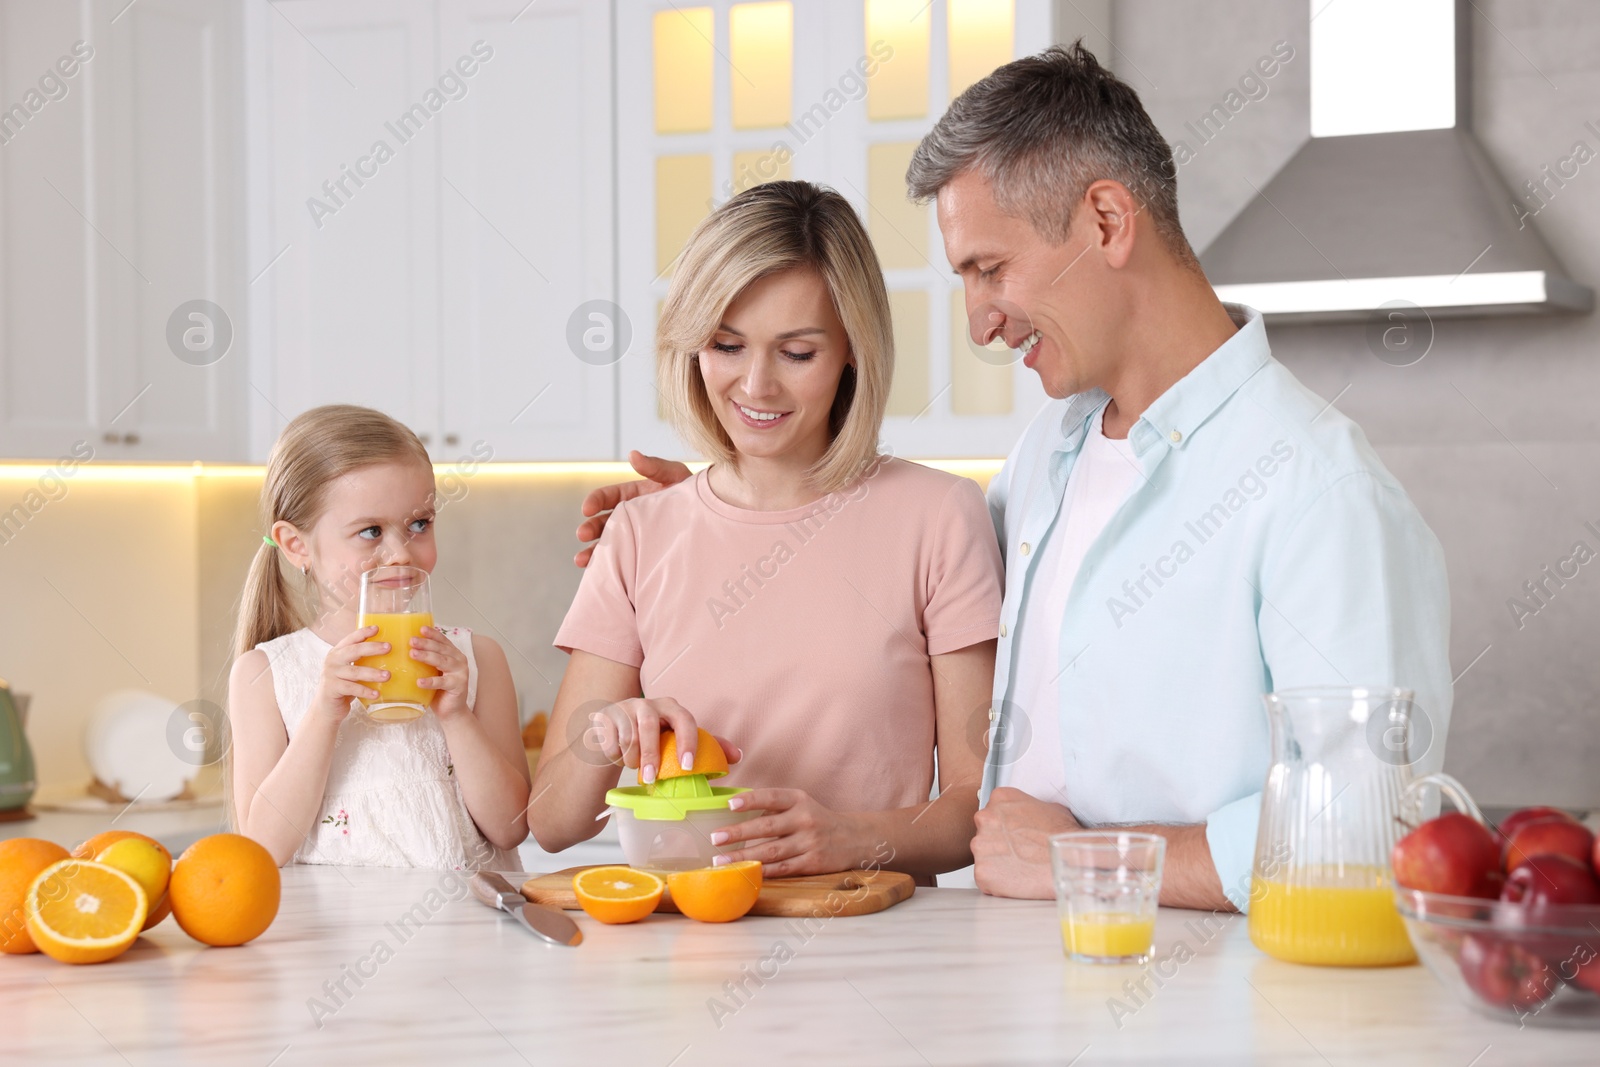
[4,864,1598,1066]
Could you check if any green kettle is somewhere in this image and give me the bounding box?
[0,677,36,816]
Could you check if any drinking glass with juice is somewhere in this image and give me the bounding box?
[1051,832,1166,964]
[356,565,439,724]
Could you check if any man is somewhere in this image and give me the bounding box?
[576,44,1450,912]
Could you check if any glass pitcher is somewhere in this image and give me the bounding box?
[1248,686,1478,967]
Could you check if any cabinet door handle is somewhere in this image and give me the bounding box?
[444,433,459,446]
[122,432,140,445]
[103,431,120,444]
[419,433,432,445]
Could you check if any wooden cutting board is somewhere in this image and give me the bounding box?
[522,865,914,918]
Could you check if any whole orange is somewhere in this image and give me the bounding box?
[168,833,281,947]
[0,838,71,953]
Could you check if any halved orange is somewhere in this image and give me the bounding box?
[25,860,148,964]
[573,866,664,924]
[667,861,763,923]
[657,728,728,781]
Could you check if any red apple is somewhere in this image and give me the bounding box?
[1392,813,1502,897]
[1495,806,1576,858]
[1570,950,1600,996]
[1502,854,1600,909]
[1593,832,1600,883]
[1459,933,1559,1011]
[1505,818,1596,873]
[1498,856,1600,974]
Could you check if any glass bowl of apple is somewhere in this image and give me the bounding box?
[1393,806,1600,1028]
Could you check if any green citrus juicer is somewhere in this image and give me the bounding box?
[603,762,757,871]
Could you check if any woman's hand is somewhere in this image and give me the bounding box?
[308,625,391,725]
[409,626,471,720]
[583,697,740,785]
[710,788,866,879]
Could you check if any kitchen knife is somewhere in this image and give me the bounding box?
[470,871,583,946]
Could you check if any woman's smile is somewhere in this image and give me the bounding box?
[732,401,792,428]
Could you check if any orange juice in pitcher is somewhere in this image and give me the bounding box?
[1249,866,1416,966]
[1249,687,1478,967]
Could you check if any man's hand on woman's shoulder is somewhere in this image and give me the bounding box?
[575,450,692,567]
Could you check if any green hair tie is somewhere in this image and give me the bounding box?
[263,535,278,548]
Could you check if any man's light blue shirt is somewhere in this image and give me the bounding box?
[982,304,1452,910]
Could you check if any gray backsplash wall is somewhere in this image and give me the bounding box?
[1111,0,1600,806]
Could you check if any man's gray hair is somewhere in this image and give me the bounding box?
[906,42,1196,266]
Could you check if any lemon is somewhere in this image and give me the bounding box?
[96,838,171,905]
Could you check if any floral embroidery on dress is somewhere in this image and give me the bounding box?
[321,807,350,836]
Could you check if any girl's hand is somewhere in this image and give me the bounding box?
[582,697,740,785]
[309,625,391,725]
[409,626,471,720]
[709,788,864,879]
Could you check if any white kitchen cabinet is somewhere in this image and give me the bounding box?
[5,0,1042,465]
[616,0,1051,463]
[0,0,246,462]
[252,0,616,462]
[254,0,442,455]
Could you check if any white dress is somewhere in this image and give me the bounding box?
[257,626,522,871]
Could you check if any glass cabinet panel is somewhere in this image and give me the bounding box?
[948,0,1014,100]
[655,154,713,275]
[865,0,930,120]
[730,2,793,129]
[950,291,1012,415]
[654,8,715,133]
[886,289,930,417]
[867,141,929,270]
[732,148,792,194]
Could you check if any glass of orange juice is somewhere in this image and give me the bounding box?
[1051,831,1166,964]
[355,565,439,724]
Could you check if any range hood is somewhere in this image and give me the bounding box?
[1202,0,1592,322]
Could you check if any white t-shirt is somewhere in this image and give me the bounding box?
[999,406,1141,803]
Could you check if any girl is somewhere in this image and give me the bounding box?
[228,405,530,868]
[531,182,1002,880]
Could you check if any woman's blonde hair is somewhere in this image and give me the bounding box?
[657,181,892,494]
[232,404,432,660]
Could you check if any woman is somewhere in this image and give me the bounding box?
[530,182,1000,880]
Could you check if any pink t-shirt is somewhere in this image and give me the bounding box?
[555,457,1003,813]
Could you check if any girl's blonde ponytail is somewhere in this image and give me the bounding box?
[233,541,297,660]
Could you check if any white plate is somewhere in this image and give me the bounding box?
[84,690,192,803]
